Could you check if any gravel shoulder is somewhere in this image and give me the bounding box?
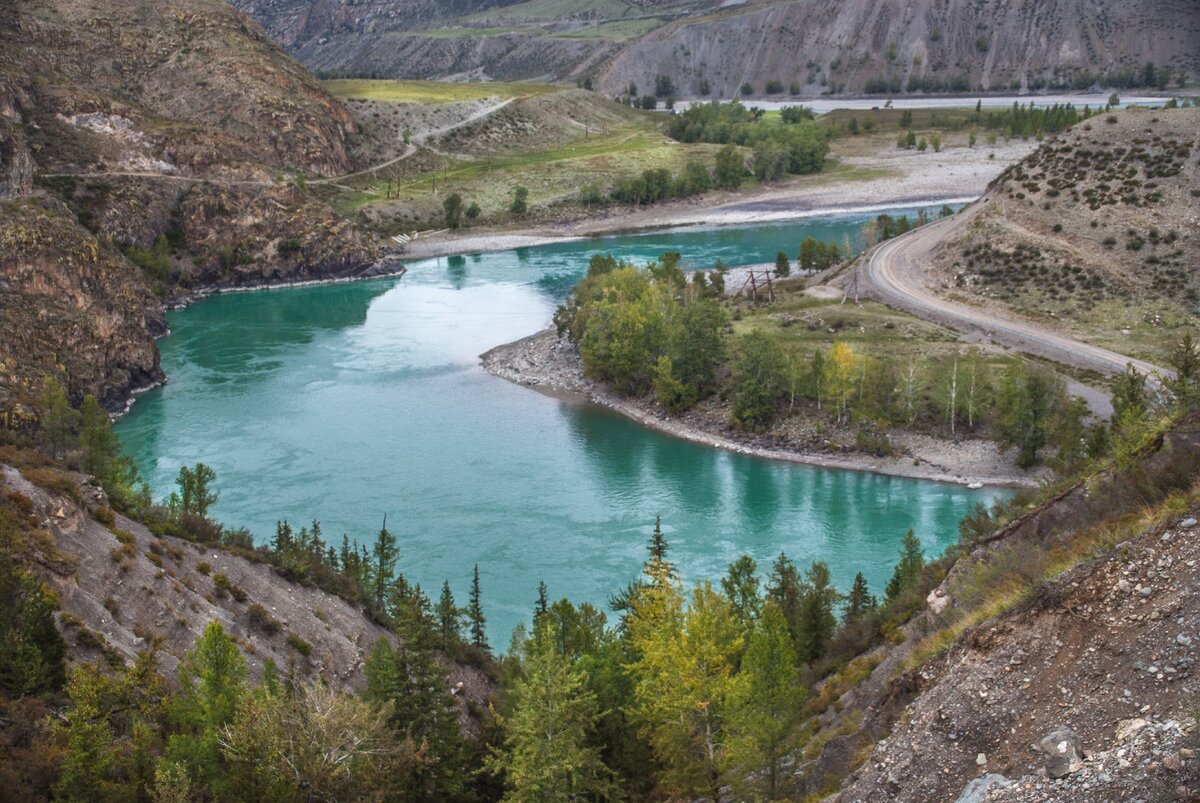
[481,328,1046,489]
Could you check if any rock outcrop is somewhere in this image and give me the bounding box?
[0,0,391,412]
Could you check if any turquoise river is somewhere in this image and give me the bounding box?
[117,208,1005,642]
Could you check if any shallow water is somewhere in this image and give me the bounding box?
[117,208,1005,642]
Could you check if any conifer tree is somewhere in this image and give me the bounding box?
[885,529,926,601]
[436,580,462,647]
[371,517,399,615]
[844,572,873,624]
[487,623,614,801]
[796,561,839,664]
[534,580,549,622]
[36,376,77,459]
[468,564,489,651]
[78,394,119,481]
[766,552,804,649]
[727,603,805,799]
[721,555,761,632]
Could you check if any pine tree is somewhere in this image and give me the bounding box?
[534,580,549,622]
[774,251,791,278]
[727,603,805,799]
[795,561,839,664]
[436,580,462,647]
[78,394,119,483]
[766,552,804,651]
[364,610,465,801]
[885,529,926,601]
[486,623,614,801]
[721,555,761,631]
[844,572,873,624]
[371,517,399,615]
[468,564,488,651]
[37,377,78,459]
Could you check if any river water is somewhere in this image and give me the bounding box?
[117,209,1005,642]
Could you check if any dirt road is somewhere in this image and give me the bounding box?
[862,205,1168,417]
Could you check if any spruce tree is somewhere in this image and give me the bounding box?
[534,580,549,622]
[844,572,873,624]
[885,529,926,602]
[766,552,804,650]
[78,394,119,483]
[468,564,488,651]
[371,517,399,615]
[364,600,465,801]
[37,377,78,459]
[436,580,461,647]
[795,561,839,664]
[721,555,761,631]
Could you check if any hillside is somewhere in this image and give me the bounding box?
[929,106,1200,365]
[232,0,1200,96]
[0,0,392,412]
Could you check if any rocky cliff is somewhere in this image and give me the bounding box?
[232,0,1200,95]
[0,0,390,414]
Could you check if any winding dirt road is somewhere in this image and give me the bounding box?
[862,204,1168,417]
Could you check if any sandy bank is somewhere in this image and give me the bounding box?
[403,140,1036,260]
[481,328,1046,489]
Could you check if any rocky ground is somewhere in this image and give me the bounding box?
[481,327,1043,487]
[837,509,1200,802]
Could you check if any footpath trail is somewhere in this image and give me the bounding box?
[40,97,518,188]
[861,205,1168,418]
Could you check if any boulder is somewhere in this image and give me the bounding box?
[955,773,1013,803]
[1039,726,1084,778]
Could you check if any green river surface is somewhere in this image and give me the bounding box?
[117,207,1005,642]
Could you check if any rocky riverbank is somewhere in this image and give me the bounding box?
[481,328,1045,488]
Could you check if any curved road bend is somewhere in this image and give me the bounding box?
[862,206,1168,418]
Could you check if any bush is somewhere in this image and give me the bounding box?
[509,186,529,215]
[740,82,755,96]
[196,561,211,575]
[212,573,248,603]
[287,632,313,657]
[247,603,281,635]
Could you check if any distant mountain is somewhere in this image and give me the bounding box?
[231,0,1200,96]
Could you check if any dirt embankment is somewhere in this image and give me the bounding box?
[481,327,1043,488]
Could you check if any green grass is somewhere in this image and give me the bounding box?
[551,17,663,41]
[465,0,638,23]
[414,26,540,38]
[322,79,566,104]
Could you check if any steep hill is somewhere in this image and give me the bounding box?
[929,106,1200,365]
[232,0,1200,96]
[0,0,391,413]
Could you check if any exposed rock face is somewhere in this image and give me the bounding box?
[0,198,165,411]
[232,0,1200,95]
[0,0,389,411]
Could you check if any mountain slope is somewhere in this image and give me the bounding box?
[927,106,1200,365]
[0,0,391,413]
[232,0,1200,95]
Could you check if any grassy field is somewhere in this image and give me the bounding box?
[464,0,639,23]
[551,17,663,40]
[323,79,566,104]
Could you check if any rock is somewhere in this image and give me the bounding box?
[1039,726,1085,778]
[955,773,1013,803]
[1178,634,1193,646]
[1115,719,1149,741]
[976,752,987,766]
[1181,517,1197,528]
[928,587,950,615]
[1163,752,1183,772]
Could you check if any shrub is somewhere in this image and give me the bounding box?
[212,573,248,603]
[740,82,755,96]
[196,561,211,575]
[287,632,313,657]
[247,603,281,635]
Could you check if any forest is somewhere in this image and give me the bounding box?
[4,286,1199,802]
